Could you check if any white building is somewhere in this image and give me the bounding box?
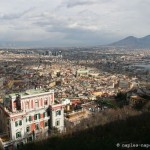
[0,89,64,150]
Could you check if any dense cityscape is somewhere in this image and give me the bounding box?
[0,47,150,149]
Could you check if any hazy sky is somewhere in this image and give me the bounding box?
[0,0,149,47]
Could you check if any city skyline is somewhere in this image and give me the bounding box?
[0,0,150,47]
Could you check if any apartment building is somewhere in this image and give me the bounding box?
[0,89,64,150]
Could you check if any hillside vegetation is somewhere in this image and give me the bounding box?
[23,110,150,150]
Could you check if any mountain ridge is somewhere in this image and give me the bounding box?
[109,35,150,48]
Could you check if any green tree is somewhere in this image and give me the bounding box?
[115,92,128,108]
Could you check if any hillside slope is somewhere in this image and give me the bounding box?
[23,112,150,150]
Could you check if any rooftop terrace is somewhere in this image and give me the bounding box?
[8,88,54,98]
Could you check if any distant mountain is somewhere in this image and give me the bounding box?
[109,35,150,48]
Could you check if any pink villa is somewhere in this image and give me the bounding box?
[0,89,64,150]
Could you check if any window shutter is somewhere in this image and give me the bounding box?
[19,120,22,126]
[15,122,18,127]
[29,116,32,121]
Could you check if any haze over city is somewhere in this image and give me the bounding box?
[0,0,150,47]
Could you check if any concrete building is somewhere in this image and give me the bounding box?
[76,69,90,77]
[0,89,64,150]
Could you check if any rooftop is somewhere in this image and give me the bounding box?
[8,88,54,98]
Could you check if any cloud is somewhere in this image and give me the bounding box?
[61,0,110,8]
[0,0,150,47]
[65,0,96,8]
[34,12,119,46]
[0,7,35,20]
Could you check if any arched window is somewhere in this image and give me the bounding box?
[25,101,29,109]
[44,98,48,105]
[26,126,30,132]
[35,100,39,108]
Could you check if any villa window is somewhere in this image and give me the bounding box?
[56,110,61,116]
[55,120,60,126]
[36,124,39,130]
[26,126,30,132]
[15,122,18,127]
[29,116,32,121]
[16,132,21,138]
[35,100,39,108]
[15,120,22,127]
[44,98,48,105]
[34,114,38,120]
[19,120,22,126]
[45,121,48,127]
[38,113,41,119]
[25,102,29,109]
